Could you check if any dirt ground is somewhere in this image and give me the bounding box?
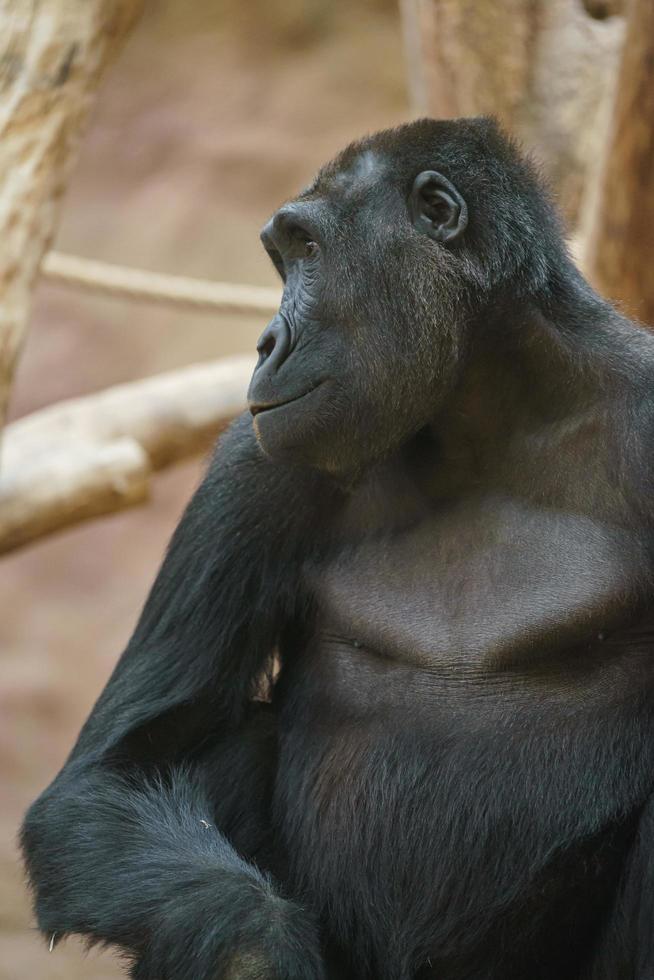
[0,3,407,976]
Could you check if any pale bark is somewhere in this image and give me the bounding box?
[401,0,626,225]
[0,437,150,554]
[0,355,254,553]
[583,0,654,327]
[0,0,145,433]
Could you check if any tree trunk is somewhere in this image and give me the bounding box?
[583,0,654,326]
[0,0,145,435]
[400,0,626,226]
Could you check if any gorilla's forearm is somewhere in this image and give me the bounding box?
[21,765,325,980]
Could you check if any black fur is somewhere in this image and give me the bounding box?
[21,118,654,979]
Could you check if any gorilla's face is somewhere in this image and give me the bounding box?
[247,133,472,479]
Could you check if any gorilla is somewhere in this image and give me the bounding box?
[20,117,654,980]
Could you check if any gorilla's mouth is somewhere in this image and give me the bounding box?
[249,380,326,417]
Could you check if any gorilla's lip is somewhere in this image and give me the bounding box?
[249,380,326,417]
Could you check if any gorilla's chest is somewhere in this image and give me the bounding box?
[276,539,654,978]
[300,495,651,721]
[274,496,654,977]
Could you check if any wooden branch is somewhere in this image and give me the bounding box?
[582,0,654,326]
[0,355,255,554]
[42,252,282,318]
[0,0,145,433]
[0,438,150,554]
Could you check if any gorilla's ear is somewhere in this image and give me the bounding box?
[409,171,468,245]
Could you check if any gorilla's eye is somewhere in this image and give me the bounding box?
[304,240,319,257]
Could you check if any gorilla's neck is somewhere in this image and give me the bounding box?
[426,285,654,514]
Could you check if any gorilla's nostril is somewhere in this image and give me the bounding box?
[259,335,276,361]
[255,333,276,372]
[254,314,292,376]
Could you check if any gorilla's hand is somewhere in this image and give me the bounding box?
[131,879,325,980]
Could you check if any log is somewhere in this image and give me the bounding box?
[0,355,255,553]
[0,0,145,433]
[582,0,654,327]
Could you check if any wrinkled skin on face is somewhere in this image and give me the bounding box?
[248,151,465,478]
[247,119,558,478]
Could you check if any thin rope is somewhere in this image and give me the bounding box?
[41,252,281,318]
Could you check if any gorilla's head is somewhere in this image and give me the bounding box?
[247,117,562,477]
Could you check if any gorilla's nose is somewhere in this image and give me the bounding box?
[253,314,291,378]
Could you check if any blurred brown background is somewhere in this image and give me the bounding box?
[0,2,406,976]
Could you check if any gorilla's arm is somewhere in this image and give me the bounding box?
[20,413,332,980]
